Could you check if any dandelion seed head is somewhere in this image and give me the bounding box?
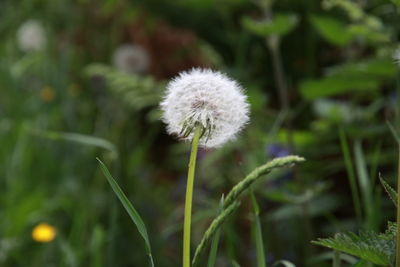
[161,68,250,148]
[17,20,46,52]
[112,44,150,74]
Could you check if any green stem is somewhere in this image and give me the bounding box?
[183,125,202,267]
[396,145,400,267]
[333,250,341,267]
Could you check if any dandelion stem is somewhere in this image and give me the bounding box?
[396,145,400,267]
[183,125,202,267]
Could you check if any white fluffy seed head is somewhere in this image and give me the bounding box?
[112,44,150,74]
[17,20,47,52]
[160,68,250,148]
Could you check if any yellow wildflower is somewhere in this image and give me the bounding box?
[40,86,55,102]
[32,223,56,243]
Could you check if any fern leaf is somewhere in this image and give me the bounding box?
[84,64,163,111]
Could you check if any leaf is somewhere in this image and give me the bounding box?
[312,223,396,266]
[309,15,352,46]
[300,76,379,100]
[97,158,155,267]
[386,120,400,145]
[242,13,298,37]
[330,58,396,79]
[347,24,389,43]
[85,64,162,112]
[379,173,397,207]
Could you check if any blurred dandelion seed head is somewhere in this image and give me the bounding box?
[112,44,150,74]
[16,20,46,52]
[32,223,56,243]
[160,68,250,148]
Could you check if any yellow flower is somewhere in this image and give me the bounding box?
[40,86,55,102]
[32,223,56,243]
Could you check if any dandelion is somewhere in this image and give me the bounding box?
[161,68,250,148]
[160,68,249,267]
[112,44,150,74]
[16,20,46,52]
[32,223,56,243]
[40,86,56,102]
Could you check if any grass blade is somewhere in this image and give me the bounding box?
[338,128,362,225]
[34,130,118,157]
[387,121,400,144]
[353,140,375,231]
[192,201,241,267]
[224,155,305,209]
[251,191,266,267]
[207,196,224,267]
[97,158,155,267]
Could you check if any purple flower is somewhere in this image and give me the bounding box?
[266,144,290,158]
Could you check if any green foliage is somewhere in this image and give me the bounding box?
[391,0,400,6]
[300,58,395,100]
[379,174,398,207]
[85,64,163,111]
[34,130,118,158]
[207,196,224,267]
[312,223,397,266]
[192,201,241,267]
[242,13,298,38]
[97,159,155,267]
[193,156,305,266]
[251,192,266,267]
[310,15,353,46]
[223,156,305,208]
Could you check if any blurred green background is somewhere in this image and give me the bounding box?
[1,0,400,266]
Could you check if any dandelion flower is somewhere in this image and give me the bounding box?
[112,44,150,74]
[161,68,250,148]
[16,20,46,52]
[40,86,56,102]
[32,223,56,243]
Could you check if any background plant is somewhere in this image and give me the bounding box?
[1,0,400,266]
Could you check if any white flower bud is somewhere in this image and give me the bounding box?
[161,68,250,148]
